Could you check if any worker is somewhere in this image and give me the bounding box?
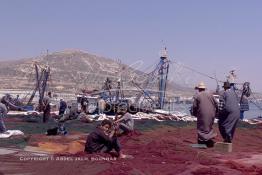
[85,119,129,158]
[59,98,67,116]
[240,95,249,120]
[218,82,240,143]
[80,97,88,114]
[114,110,134,136]
[239,82,251,120]
[98,98,106,115]
[192,82,217,147]
[42,92,52,123]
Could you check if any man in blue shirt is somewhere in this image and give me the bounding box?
[59,98,67,116]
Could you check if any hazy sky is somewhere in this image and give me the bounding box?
[0,0,262,92]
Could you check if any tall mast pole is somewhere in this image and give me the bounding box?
[158,47,169,109]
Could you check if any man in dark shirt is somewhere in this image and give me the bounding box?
[85,119,127,158]
[59,98,67,116]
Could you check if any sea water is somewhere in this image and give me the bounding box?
[164,103,262,120]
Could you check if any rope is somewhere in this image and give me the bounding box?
[171,60,221,81]
[250,100,262,111]
[250,93,262,111]
[169,59,262,112]
[170,60,245,85]
[19,63,37,102]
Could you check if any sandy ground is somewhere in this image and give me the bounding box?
[0,116,262,175]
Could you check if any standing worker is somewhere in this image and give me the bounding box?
[59,98,67,116]
[218,82,240,143]
[43,92,52,123]
[239,82,251,120]
[81,97,89,114]
[192,82,217,147]
[240,95,249,120]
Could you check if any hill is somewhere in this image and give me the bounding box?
[0,50,193,96]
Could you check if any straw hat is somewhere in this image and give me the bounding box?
[195,82,206,89]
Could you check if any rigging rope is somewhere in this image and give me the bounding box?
[250,93,262,111]
[170,59,262,112]
[170,60,245,85]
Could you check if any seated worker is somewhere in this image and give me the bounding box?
[59,105,79,121]
[114,110,134,135]
[85,119,128,158]
[78,109,93,123]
